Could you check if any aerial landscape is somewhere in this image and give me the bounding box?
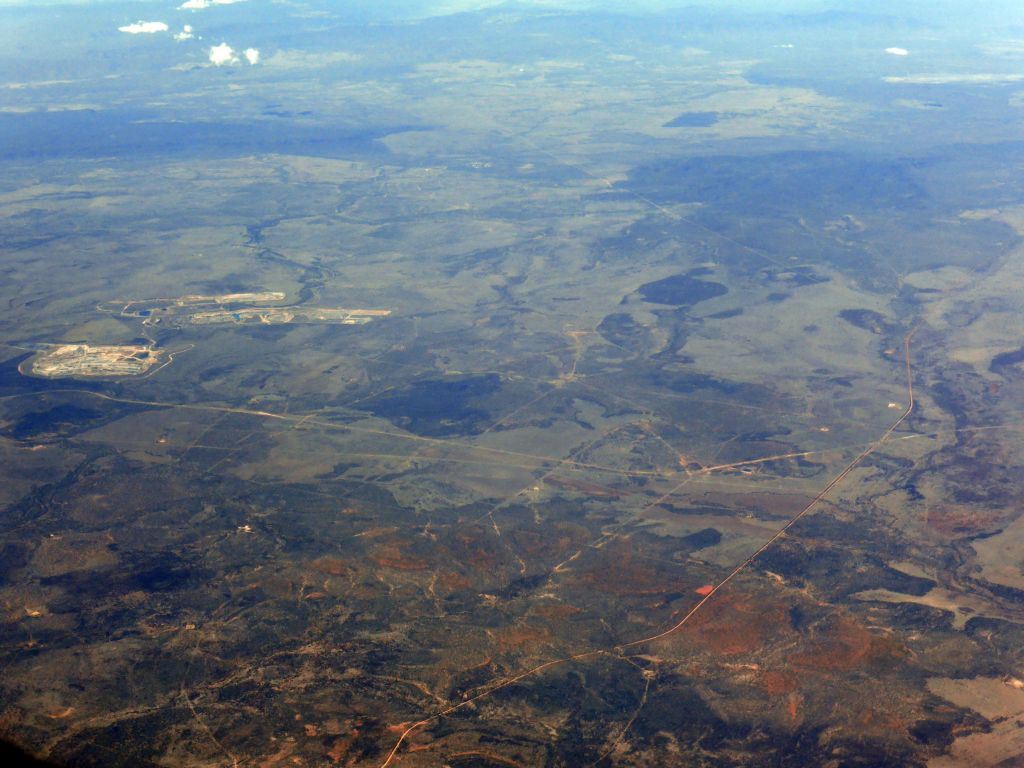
[2,0,1024,766]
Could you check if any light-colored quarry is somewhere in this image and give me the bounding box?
[26,344,162,378]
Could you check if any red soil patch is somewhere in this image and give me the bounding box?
[436,570,471,593]
[448,751,528,768]
[0,707,22,735]
[308,557,350,576]
[574,540,684,596]
[682,592,793,656]
[787,692,802,722]
[865,633,911,665]
[531,603,581,620]
[857,707,907,733]
[695,585,715,596]
[326,735,355,764]
[488,623,552,654]
[792,616,872,671]
[358,526,399,539]
[926,504,1001,537]
[449,528,503,572]
[371,544,430,571]
[321,719,346,736]
[760,670,797,696]
[258,743,296,768]
[510,522,589,560]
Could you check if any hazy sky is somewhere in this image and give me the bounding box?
[0,0,1019,18]
[0,0,1014,10]
[0,0,1020,36]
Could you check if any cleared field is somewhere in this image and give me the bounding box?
[188,306,390,325]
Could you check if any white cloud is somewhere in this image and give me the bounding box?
[118,21,169,34]
[980,41,1024,59]
[3,78,78,89]
[173,24,194,41]
[885,47,909,56]
[1,103,100,113]
[885,73,1024,84]
[209,42,237,65]
[180,0,244,8]
[207,42,258,66]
